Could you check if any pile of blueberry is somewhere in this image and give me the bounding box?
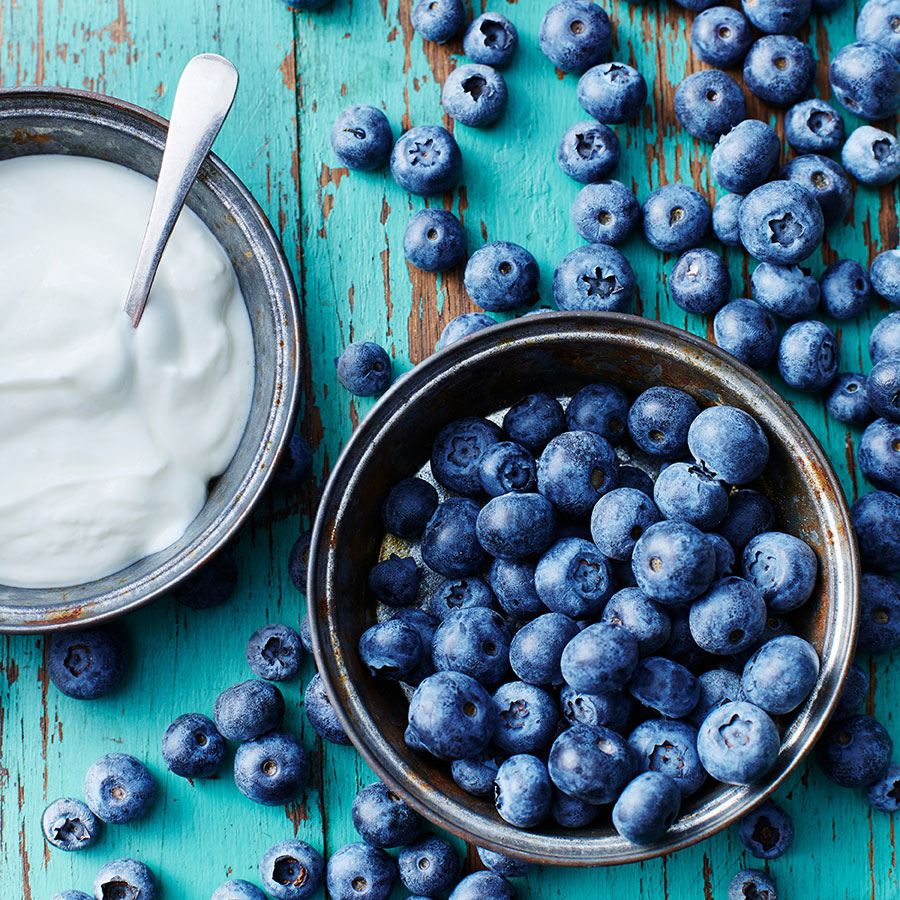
[362,381,828,848]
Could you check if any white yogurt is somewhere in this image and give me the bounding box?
[0,155,255,588]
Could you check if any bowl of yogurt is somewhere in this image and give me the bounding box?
[0,86,299,630]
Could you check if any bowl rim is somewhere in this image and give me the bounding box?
[309,311,859,866]
[0,85,300,632]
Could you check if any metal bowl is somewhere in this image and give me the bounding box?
[0,87,299,632]
[309,312,858,866]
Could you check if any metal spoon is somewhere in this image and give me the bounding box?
[124,53,239,328]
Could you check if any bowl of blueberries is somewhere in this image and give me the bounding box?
[308,311,858,865]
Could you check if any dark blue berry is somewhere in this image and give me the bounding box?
[842,126,900,187]
[535,538,615,618]
[690,576,766,655]
[866,762,900,813]
[834,661,869,720]
[477,443,537,497]
[738,800,794,859]
[717,489,775,551]
[305,672,351,744]
[669,248,731,314]
[234,730,308,805]
[653,462,728,529]
[688,405,769,484]
[326,843,397,900]
[464,241,539,312]
[697,700,779,784]
[476,493,557,560]
[246,623,304,681]
[642,184,711,254]
[288,531,312,593]
[390,126,462,196]
[858,572,900,654]
[161,713,225,778]
[47,627,124,700]
[777,320,838,391]
[739,182,824,265]
[410,0,465,43]
[728,870,776,900]
[817,714,893,787]
[449,872,517,900]
[422,498,490,578]
[432,606,511,686]
[492,681,559,754]
[612,771,681,844]
[601,587,671,654]
[259,840,324,900]
[431,417,504,495]
[477,846,533,876]
[688,668,742,727]
[93,860,158,900]
[713,298,778,369]
[712,193,744,247]
[548,724,634,803]
[742,531,817,612]
[451,748,504,796]
[539,0,612,73]
[41,798,100,852]
[556,121,620,183]
[368,554,420,608]
[627,386,700,459]
[399,836,460,895]
[744,35,815,107]
[820,259,871,320]
[871,251,900,306]
[591,488,661,561]
[867,356,900,422]
[382,477,439,540]
[330,105,392,171]
[486,560,546,620]
[830,42,900,120]
[857,0,900,60]
[859,418,900,492]
[214,679,285,740]
[553,243,635,311]
[537,431,618,516]
[785,99,845,155]
[711,120,780,195]
[577,62,648,125]
[572,180,641,246]
[84,753,156,824]
[780,154,852,226]
[509,612,580,685]
[628,718,706,796]
[632,520,717,605]
[566,382,630,443]
[742,0,810,32]
[404,209,467,272]
[741,635,819,714]
[439,312,497,349]
[359,618,423,680]
[691,7,752,68]
[629,656,700,717]
[494,753,552,827]
[442,64,508,127]
[351,781,422,848]
[871,312,900,363]
[674,69,746,142]
[560,684,633,731]
[463,13,518,67]
[503,393,566,455]
[853,491,900,571]
[336,342,392,396]
[751,263,819,320]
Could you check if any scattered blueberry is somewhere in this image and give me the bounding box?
[93,859,158,900]
[463,13,518,67]
[817,714,893,787]
[352,781,422,847]
[572,180,641,246]
[834,661,869,720]
[744,35,815,108]
[784,99,845,155]
[826,374,872,426]
[866,762,900,813]
[246,623,304,681]
[578,62,648,125]
[739,181,824,265]
[325,843,397,900]
[691,7,753,68]
[234,730,308,806]
[288,531,312,593]
[305,671,351,744]
[742,0,810,33]
[84,753,156,824]
[330,105,392,171]
[161,713,225,778]
[539,0,612,73]
[777,320,839,391]
[449,872,517,900]
[213,680,285,741]
[871,312,900,363]
[404,208,467,272]
[857,0,900,60]
[751,263,820,321]
[464,241,539,312]
[674,69,746,142]
[713,298,778,369]
[858,572,900,654]
[212,881,268,900]
[47,626,125,700]
[842,126,900,187]
[710,119,780,195]
[41,797,100,852]
[712,193,744,247]
[641,184,711,254]
[390,125,461,196]
[871,250,900,306]
[553,243,636,311]
[398,836,460,895]
[859,417,900,492]
[738,800,794,859]
[442,64,508,127]
[830,42,900,120]
[820,259,871,321]
[779,154,852,226]
[410,0,465,44]
[336,342,392,396]
[258,839,324,900]
[477,846,533,877]
[668,248,731,314]
[728,870,777,900]
[556,120,621,183]
[439,312,497,349]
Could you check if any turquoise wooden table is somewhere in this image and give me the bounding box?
[0,0,897,897]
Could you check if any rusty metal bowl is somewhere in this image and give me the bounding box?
[309,312,858,866]
[0,87,299,632]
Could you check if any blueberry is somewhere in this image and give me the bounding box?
[429,576,496,620]
[211,881,268,900]
[442,64,507,127]
[486,560,547,620]
[728,870,777,900]
[245,623,304,682]
[561,622,639,694]
[359,618,423,680]
[738,800,794,859]
[591,488,661,562]
[330,105,392,171]
[335,342,392,397]
[161,713,225,778]
[744,35,815,107]
[47,627,124,700]
[842,126,900,187]
[689,576,767,656]
[711,120,781,195]
[390,126,461,196]
[577,62,648,124]
[629,656,700,717]
[326,843,397,900]
[503,393,566,455]
[628,718,706,796]
[717,489,776,551]
[539,0,612,73]
[817,714,893,787]
[288,531,312,593]
[857,0,900,60]
[830,42,900,120]
[258,842,324,900]
[214,679,285,741]
[410,0,465,43]
[476,846,533,876]
[858,572,900,654]
[691,7,753,68]
[741,635,819,714]
[449,872,517,900]
[494,753,552,827]
[859,417,900,492]
[399,836,460,895]
[560,684,633,731]
[432,607,511,686]
[834,661,869,720]
[688,668,743,727]
[820,259,871,321]
[548,724,634,803]
[451,748,505,796]
[871,250,900,306]
[173,548,240,609]
[751,263,819,321]
[234,730,308,805]
[653,462,729,529]
[777,320,838,391]
[617,465,656,496]
[740,182,824,265]
[381,479,438,541]
[709,533,737,578]
[535,538,615,618]
[463,13,518,67]
[83,753,155,824]
[556,121,621,183]
[742,0,810,32]
[439,312,497,349]
[627,386,700,459]
[509,612,580,685]
[432,416,505,496]
[668,248,731,315]
[688,405,769,485]
[566,382,631,444]
[641,184,710,254]
[712,193,744,247]
[780,154,852,226]
[866,762,900,813]
[404,209,466,273]
[305,672,350,744]
[674,69,746,142]
[408,671,497,759]
[492,681,559,754]
[351,781,421,848]
[826,373,872,426]
[784,99,845,155]
[464,241,539,312]
[697,700,780,784]
[742,531,818,613]
[612,771,681,845]
[713,299,778,369]
[633,520,717,606]
[572,180,641,246]
[537,431,618,516]
[477,443,538,497]
[41,797,100,852]
[871,312,900,363]
[853,491,900,572]
[601,587,671,655]
[868,356,900,424]
[93,860,158,900]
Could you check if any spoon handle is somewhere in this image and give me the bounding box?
[125,53,239,328]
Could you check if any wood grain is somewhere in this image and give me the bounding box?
[0,0,898,897]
